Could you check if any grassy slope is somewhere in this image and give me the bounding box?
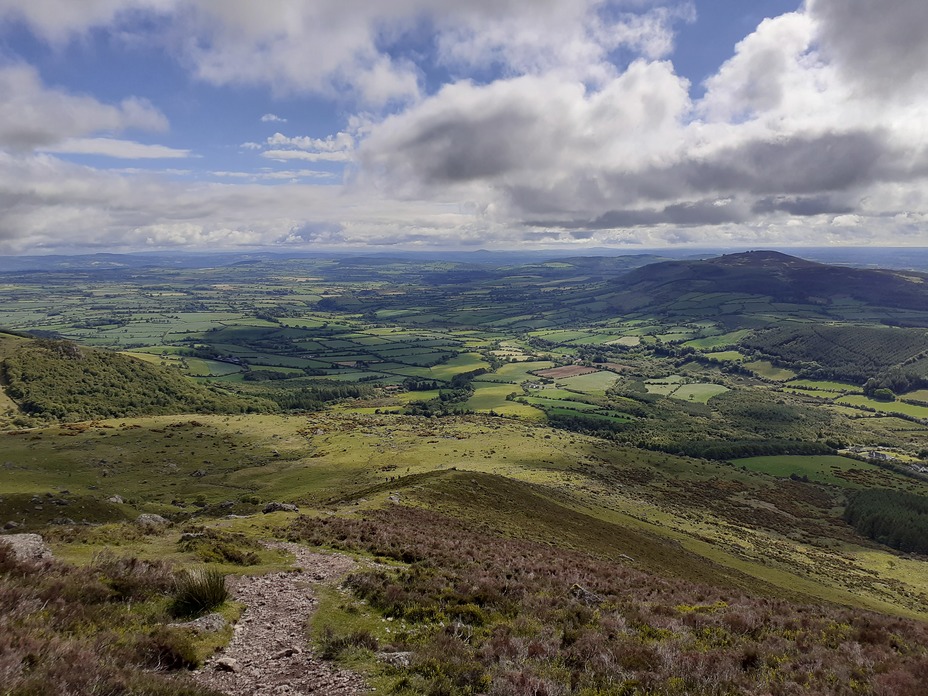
[0,334,271,422]
[7,411,928,621]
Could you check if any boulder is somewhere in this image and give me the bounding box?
[135,513,170,530]
[214,657,241,673]
[0,533,53,561]
[262,502,299,514]
[107,494,124,504]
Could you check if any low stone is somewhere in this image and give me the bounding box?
[191,469,207,478]
[3,521,20,530]
[214,657,241,673]
[49,517,75,525]
[377,651,413,668]
[169,612,227,634]
[263,502,299,514]
[271,647,303,659]
[107,494,124,504]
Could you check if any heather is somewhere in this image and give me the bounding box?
[291,507,928,695]
[0,544,223,696]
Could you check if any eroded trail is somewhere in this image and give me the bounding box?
[194,542,369,696]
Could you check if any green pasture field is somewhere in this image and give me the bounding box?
[683,329,752,350]
[837,395,928,420]
[557,370,620,393]
[426,352,490,380]
[645,375,684,396]
[732,455,906,489]
[672,383,729,403]
[786,379,862,393]
[474,360,554,383]
[606,336,641,346]
[520,396,600,411]
[706,350,745,362]
[464,384,545,419]
[744,360,797,381]
[902,389,928,403]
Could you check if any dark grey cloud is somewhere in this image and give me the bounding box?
[751,195,854,217]
[528,198,748,230]
[809,0,928,97]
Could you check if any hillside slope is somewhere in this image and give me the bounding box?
[599,250,928,321]
[0,334,272,422]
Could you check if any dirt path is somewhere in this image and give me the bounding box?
[194,542,369,696]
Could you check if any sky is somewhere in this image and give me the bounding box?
[0,0,927,255]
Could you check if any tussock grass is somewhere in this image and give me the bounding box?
[170,569,229,618]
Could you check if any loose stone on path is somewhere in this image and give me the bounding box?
[193,542,368,696]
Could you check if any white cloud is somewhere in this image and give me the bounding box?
[41,137,191,159]
[2,0,928,252]
[261,149,352,163]
[0,63,167,150]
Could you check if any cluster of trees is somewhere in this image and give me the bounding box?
[267,383,375,411]
[663,439,835,461]
[844,489,928,554]
[546,412,628,438]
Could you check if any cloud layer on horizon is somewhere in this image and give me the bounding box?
[0,0,927,253]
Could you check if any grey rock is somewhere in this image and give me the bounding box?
[272,646,303,659]
[263,502,299,514]
[3,521,20,530]
[387,494,401,503]
[135,513,170,530]
[107,494,124,504]
[169,612,228,634]
[49,517,75,525]
[0,533,53,561]
[214,657,241,673]
[191,469,207,478]
[377,651,412,668]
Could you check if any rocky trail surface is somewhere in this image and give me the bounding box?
[194,542,369,696]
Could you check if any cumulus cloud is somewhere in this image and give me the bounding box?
[808,0,928,99]
[2,0,928,251]
[0,63,167,150]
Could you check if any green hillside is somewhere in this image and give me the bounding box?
[0,334,272,422]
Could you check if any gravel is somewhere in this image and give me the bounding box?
[193,542,369,696]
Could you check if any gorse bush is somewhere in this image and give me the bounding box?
[170,568,229,618]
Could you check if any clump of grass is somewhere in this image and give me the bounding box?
[169,569,229,618]
[319,626,379,660]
